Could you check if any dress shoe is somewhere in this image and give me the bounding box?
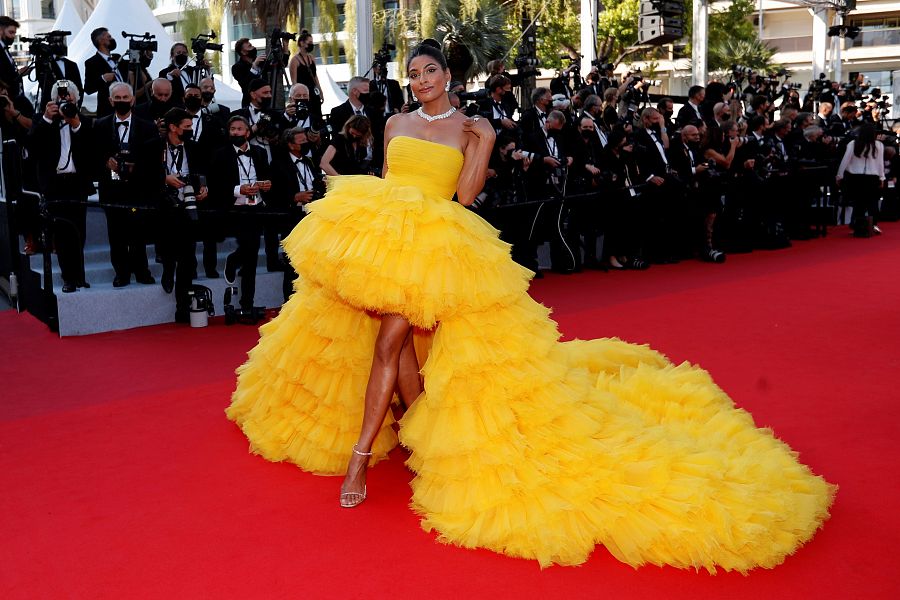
[113,276,130,288]
[266,261,285,273]
[78,281,91,289]
[135,273,156,285]
[161,268,175,294]
[62,282,77,293]
[224,254,238,285]
[174,310,190,324]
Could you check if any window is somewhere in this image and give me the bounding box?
[7,0,20,19]
[41,0,55,19]
[848,15,900,47]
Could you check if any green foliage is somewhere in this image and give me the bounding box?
[535,4,580,71]
[597,0,640,58]
[317,0,342,64]
[420,0,439,39]
[708,37,777,73]
[434,0,511,81]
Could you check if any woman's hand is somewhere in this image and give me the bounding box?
[462,116,495,145]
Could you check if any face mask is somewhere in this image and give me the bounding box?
[258,97,272,109]
[200,91,214,102]
[108,38,117,51]
[140,54,151,68]
[184,96,202,111]
[357,92,370,104]
[174,54,188,68]
[305,43,314,52]
[547,129,561,138]
[179,129,194,142]
[113,100,131,116]
[247,47,258,60]
[581,129,594,139]
[300,142,313,154]
[230,134,247,147]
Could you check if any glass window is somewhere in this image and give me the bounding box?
[7,0,20,19]
[41,0,55,19]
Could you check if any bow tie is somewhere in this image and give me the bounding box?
[116,121,128,127]
[237,150,249,157]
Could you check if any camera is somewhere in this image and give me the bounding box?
[111,150,133,181]
[55,80,79,119]
[254,111,280,138]
[22,30,70,60]
[191,31,223,54]
[271,28,297,42]
[457,88,488,103]
[373,42,395,75]
[0,95,8,110]
[120,31,157,67]
[180,175,206,221]
[289,99,310,121]
[592,60,614,72]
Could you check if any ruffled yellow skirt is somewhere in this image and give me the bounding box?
[227,162,835,571]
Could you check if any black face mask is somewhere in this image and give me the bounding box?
[184,96,202,111]
[179,129,194,142]
[305,43,314,52]
[200,91,214,102]
[258,97,272,109]
[108,38,117,51]
[174,54,188,68]
[581,129,594,139]
[113,101,131,116]
[246,47,258,60]
[230,135,247,147]
[140,54,152,68]
[357,92,370,104]
[547,129,561,138]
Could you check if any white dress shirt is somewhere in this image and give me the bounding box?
[233,145,260,206]
[44,116,81,174]
[837,140,885,181]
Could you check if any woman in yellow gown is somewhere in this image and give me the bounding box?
[226,44,835,571]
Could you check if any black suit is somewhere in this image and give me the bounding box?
[371,78,404,114]
[84,52,123,118]
[159,63,196,103]
[477,97,517,136]
[210,144,272,310]
[231,60,261,107]
[93,112,160,281]
[676,102,704,129]
[37,58,84,110]
[29,113,96,286]
[328,100,375,136]
[0,40,23,96]
[519,106,548,138]
[634,127,683,261]
[141,137,208,314]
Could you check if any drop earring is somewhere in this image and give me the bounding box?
[445,81,450,91]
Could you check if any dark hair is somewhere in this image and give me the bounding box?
[688,85,704,100]
[184,83,201,92]
[170,42,188,56]
[299,29,312,43]
[486,74,510,93]
[234,37,250,56]
[90,27,108,49]
[164,107,193,128]
[0,16,21,29]
[751,95,768,110]
[748,114,767,133]
[854,123,877,159]
[406,43,448,72]
[227,115,251,130]
[656,97,673,112]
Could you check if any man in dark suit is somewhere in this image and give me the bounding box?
[29,82,95,293]
[370,63,404,117]
[93,81,160,287]
[676,85,705,129]
[36,48,83,110]
[140,107,209,321]
[0,16,29,97]
[329,76,373,134]
[159,42,194,104]
[199,77,231,127]
[477,74,518,137]
[231,38,266,107]
[83,27,124,119]
[634,107,681,262]
[133,78,180,129]
[210,115,272,318]
[519,87,552,138]
[272,126,325,300]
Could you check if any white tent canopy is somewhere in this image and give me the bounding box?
[54,0,85,43]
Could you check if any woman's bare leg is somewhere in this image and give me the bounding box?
[396,329,424,410]
[341,314,411,502]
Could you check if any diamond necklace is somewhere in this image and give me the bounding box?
[415,106,457,122]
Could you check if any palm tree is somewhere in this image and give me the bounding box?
[434,0,511,82]
[707,38,779,73]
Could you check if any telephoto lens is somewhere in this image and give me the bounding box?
[181,180,199,221]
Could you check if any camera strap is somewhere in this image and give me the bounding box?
[56,121,74,173]
[168,144,184,176]
[293,157,312,191]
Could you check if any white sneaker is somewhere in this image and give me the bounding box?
[874,225,883,235]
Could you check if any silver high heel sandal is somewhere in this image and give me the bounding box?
[340,445,373,508]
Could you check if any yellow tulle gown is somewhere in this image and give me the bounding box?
[226,136,835,571]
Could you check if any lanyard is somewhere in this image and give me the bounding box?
[168,145,184,175]
[294,158,312,190]
[57,122,74,172]
[116,121,130,148]
[237,151,255,184]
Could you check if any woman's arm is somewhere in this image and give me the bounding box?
[456,117,496,206]
[381,114,400,178]
[320,144,339,177]
[289,55,299,85]
[836,141,853,182]
[876,141,885,181]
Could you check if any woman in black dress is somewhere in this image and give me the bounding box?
[289,30,324,123]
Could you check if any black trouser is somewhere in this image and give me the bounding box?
[158,207,197,313]
[226,210,263,310]
[645,180,688,260]
[604,188,643,259]
[45,193,87,285]
[101,186,150,281]
[844,173,881,225]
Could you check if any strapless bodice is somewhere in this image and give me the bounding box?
[383,136,464,199]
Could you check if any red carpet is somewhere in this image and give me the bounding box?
[2,225,899,599]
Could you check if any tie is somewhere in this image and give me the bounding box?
[237,150,248,157]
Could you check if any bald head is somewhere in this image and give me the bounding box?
[681,124,700,144]
[151,78,173,102]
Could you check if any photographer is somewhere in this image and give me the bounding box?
[29,81,94,293]
[329,76,373,134]
[33,34,83,111]
[582,94,610,149]
[519,87,551,138]
[134,78,180,128]
[815,100,834,129]
[657,97,675,132]
[370,60,404,117]
[92,82,159,287]
[141,108,209,321]
[320,115,375,176]
[0,16,29,96]
[676,85,705,129]
[272,127,326,300]
[681,124,727,262]
[282,83,322,132]
[484,59,520,116]
[483,131,531,206]
[210,115,273,319]
[599,128,648,270]
[159,42,194,103]
[198,77,231,125]
[116,37,155,105]
[837,123,885,236]
[84,27,123,118]
[231,38,266,107]
[288,30,324,124]
[479,75,518,136]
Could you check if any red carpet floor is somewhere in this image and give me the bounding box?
[2,225,899,599]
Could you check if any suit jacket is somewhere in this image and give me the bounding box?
[328,100,375,136]
[28,113,96,197]
[676,102,703,129]
[231,60,261,107]
[159,63,196,102]
[92,112,160,200]
[0,41,22,96]
[38,58,84,110]
[519,106,548,138]
[133,99,183,124]
[138,137,208,207]
[371,78,404,114]
[270,150,325,211]
[476,97,517,136]
[187,111,225,164]
[633,127,669,180]
[667,139,700,187]
[208,143,272,209]
[84,52,123,118]
[522,129,571,194]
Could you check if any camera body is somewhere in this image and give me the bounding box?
[54,80,79,119]
[120,31,157,68]
[22,30,70,60]
[372,42,396,77]
[191,32,223,54]
[111,150,133,182]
